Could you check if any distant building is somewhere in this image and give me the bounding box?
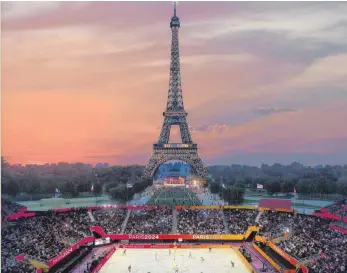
[96,163,109,168]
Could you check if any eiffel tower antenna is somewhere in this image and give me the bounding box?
[144,3,208,179]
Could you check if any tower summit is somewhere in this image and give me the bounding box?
[143,3,208,179]
[170,2,180,28]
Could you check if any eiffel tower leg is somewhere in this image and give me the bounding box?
[158,118,171,144]
[179,120,192,143]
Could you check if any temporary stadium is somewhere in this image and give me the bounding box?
[2,195,347,273]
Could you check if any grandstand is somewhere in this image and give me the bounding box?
[2,197,347,273]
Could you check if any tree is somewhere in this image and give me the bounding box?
[93,183,103,196]
[266,181,281,195]
[109,184,128,202]
[223,185,245,205]
[209,182,220,194]
[2,179,20,196]
[281,179,295,193]
[296,179,311,194]
[337,177,347,197]
[63,181,78,197]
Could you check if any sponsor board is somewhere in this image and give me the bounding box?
[109,234,244,240]
[122,244,230,249]
[49,244,78,267]
[91,247,116,273]
[191,234,243,240]
[6,212,36,220]
[329,224,347,235]
[95,237,110,246]
[268,242,297,266]
[48,236,94,267]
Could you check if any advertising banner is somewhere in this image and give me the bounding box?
[121,244,231,249]
[223,206,255,210]
[91,247,116,273]
[329,224,347,234]
[6,212,36,220]
[179,206,221,209]
[48,236,94,267]
[108,233,244,240]
[49,243,79,267]
[268,242,297,266]
[312,212,341,221]
[95,237,110,246]
[79,236,95,245]
[88,205,170,211]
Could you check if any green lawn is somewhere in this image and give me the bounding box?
[147,187,202,206]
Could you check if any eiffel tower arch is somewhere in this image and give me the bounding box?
[143,3,208,179]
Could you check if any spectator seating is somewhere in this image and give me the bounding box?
[223,209,257,234]
[124,207,172,234]
[177,209,226,234]
[92,208,128,234]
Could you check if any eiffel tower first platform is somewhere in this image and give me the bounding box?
[143,3,208,179]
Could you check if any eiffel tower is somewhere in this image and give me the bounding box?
[143,3,208,179]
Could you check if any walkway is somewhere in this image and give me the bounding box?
[120,209,131,234]
[220,209,230,233]
[172,208,178,234]
[88,211,95,222]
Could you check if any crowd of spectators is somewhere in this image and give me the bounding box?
[223,209,257,234]
[124,208,172,234]
[177,209,226,234]
[1,259,37,273]
[307,252,346,273]
[1,198,25,218]
[1,209,92,271]
[92,208,128,234]
[325,198,347,216]
[258,211,295,238]
[259,211,347,273]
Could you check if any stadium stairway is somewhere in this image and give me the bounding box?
[88,210,95,222]
[220,209,230,233]
[172,208,178,233]
[121,209,131,234]
[255,210,263,224]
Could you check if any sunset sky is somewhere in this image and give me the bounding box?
[2,1,347,166]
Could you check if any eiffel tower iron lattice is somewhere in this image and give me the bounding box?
[143,3,208,179]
